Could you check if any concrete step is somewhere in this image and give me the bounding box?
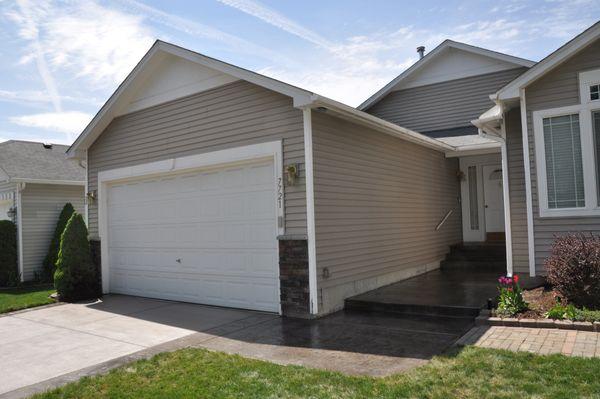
[445,252,506,262]
[344,298,481,318]
[440,260,506,271]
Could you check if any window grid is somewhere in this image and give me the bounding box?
[468,166,478,230]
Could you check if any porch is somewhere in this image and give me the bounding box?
[346,243,543,319]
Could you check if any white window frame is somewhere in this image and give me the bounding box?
[533,69,600,217]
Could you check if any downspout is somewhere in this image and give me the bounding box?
[473,114,514,277]
[15,182,25,282]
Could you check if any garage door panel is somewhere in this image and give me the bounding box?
[107,159,280,312]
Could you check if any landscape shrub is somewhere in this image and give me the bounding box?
[42,203,75,282]
[496,275,527,317]
[54,213,99,301]
[0,220,18,286]
[545,233,600,309]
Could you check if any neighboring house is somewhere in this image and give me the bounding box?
[474,21,600,278]
[65,22,599,319]
[0,141,85,281]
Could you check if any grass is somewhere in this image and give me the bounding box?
[0,285,55,314]
[33,346,600,399]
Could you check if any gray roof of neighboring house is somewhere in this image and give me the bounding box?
[0,140,85,183]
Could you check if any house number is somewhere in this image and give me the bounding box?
[277,177,283,208]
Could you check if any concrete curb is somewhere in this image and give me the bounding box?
[475,311,600,332]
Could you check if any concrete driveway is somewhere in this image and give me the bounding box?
[1,295,473,398]
[0,295,270,396]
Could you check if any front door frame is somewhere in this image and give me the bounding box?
[459,153,503,242]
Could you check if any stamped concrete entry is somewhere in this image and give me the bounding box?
[1,295,473,398]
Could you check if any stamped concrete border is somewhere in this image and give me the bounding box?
[475,309,600,332]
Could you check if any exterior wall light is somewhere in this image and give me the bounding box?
[286,164,299,186]
[86,190,97,204]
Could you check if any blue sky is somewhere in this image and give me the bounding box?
[0,0,599,145]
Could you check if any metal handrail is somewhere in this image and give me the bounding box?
[435,209,453,231]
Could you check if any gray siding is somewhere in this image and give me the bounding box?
[88,80,306,238]
[505,108,529,273]
[21,184,85,281]
[525,38,600,274]
[312,111,462,314]
[366,68,527,134]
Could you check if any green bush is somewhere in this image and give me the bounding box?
[0,220,18,286]
[42,203,75,282]
[54,213,99,301]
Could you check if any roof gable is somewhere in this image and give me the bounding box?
[358,40,534,110]
[495,21,600,101]
[67,40,457,158]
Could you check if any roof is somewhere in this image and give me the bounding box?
[358,40,535,111]
[495,21,600,101]
[67,40,455,158]
[0,140,85,184]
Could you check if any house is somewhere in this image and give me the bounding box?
[474,21,600,278]
[66,22,599,318]
[0,140,85,281]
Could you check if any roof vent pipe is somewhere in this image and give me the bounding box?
[42,143,53,149]
[417,46,425,59]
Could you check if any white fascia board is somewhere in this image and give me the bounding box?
[9,178,85,186]
[495,22,600,101]
[358,39,534,111]
[311,96,456,152]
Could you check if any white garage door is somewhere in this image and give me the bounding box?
[106,159,280,312]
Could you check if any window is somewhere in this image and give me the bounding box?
[468,166,478,230]
[594,111,600,204]
[591,85,600,101]
[543,114,585,209]
[533,69,600,217]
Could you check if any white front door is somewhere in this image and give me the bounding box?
[482,164,505,233]
[106,159,280,313]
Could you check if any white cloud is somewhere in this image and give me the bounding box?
[0,89,102,107]
[9,111,92,140]
[116,0,280,62]
[216,0,334,50]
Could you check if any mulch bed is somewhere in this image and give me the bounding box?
[518,286,560,319]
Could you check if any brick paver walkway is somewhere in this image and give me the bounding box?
[457,326,600,357]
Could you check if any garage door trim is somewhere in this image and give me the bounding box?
[97,141,284,311]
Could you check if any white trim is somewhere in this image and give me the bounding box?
[16,183,24,282]
[97,141,285,305]
[532,103,600,218]
[302,109,318,315]
[8,178,84,186]
[520,90,536,276]
[496,22,600,100]
[84,150,89,226]
[359,39,534,110]
[500,139,514,277]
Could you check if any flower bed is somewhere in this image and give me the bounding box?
[477,279,600,331]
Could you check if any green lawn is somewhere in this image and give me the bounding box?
[0,285,55,314]
[34,346,600,399]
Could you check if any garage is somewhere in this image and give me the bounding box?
[104,157,280,313]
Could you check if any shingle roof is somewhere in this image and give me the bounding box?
[0,140,85,183]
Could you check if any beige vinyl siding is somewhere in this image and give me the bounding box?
[87,80,306,238]
[366,68,527,133]
[525,38,600,275]
[0,181,16,196]
[20,184,85,281]
[312,111,462,314]
[505,108,529,273]
[0,181,16,221]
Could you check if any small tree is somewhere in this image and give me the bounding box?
[43,203,75,282]
[0,220,18,286]
[54,213,99,301]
